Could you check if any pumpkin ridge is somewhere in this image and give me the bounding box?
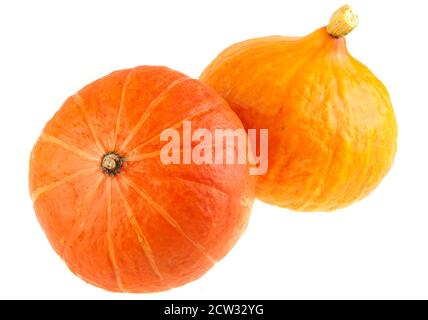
[163,159,233,195]
[127,141,233,163]
[39,133,99,161]
[172,175,229,198]
[313,57,347,210]
[112,69,134,151]
[121,175,216,264]
[129,166,150,174]
[106,179,125,292]
[337,60,387,206]
[296,61,336,211]
[129,105,217,155]
[114,179,164,280]
[73,93,106,154]
[126,150,162,162]
[31,167,97,202]
[119,75,189,153]
[310,52,352,210]
[138,163,232,197]
[61,174,105,258]
[334,60,370,207]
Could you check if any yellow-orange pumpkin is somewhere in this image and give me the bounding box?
[200,6,398,211]
[29,66,254,292]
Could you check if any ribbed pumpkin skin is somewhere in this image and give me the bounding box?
[29,66,254,292]
[201,28,397,211]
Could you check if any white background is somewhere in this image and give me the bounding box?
[1,0,427,300]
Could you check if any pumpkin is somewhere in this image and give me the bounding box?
[200,5,398,211]
[29,66,255,293]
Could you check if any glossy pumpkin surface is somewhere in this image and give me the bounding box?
[200,7,397,211]
[29,66,254,292]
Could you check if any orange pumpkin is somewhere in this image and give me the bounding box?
[200,6,398,211]
[29,66,254,292]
